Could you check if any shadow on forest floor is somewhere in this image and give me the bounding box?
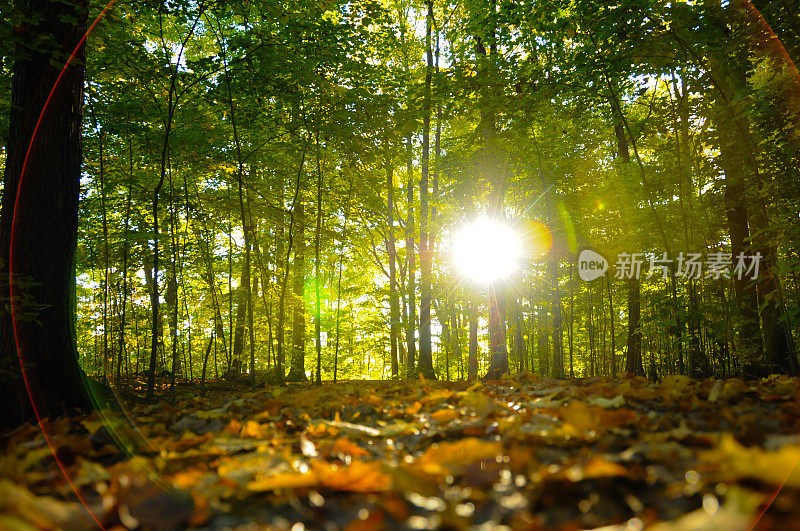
[2,374,800,529]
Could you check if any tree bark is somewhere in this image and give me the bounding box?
[287,201,307,381]
[0,0,91,427]
[468,300,479,380]
[404,136,418,376]
[386,162,400,379]
[418,0,435,379]
[625,279,644,375]
[550,256,564,377]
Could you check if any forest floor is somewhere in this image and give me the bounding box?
[2,374,800,530]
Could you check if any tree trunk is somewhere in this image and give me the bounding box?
[276,152,306,382]
[386,163,400,379]
[0,0,91,427]
[314,139,324,385]
[625,278,644,375]
[231,260,249,371]
[288,201,307,381]
[404,136,418,376]
[118,139,134,383]
[569,262,575,378]
[468,300,479,380]
[145,4,203,399]
[418,0,435,379]
[550,256,564,377]
[607,275,617,377]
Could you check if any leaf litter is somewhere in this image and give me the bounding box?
[1,374,800,529]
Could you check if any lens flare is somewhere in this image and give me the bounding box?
[526,220,553,257]
[452,217,522,283]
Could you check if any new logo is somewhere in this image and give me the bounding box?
[578,249,608,281]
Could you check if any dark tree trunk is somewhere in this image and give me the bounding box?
[276,152,306,382]
[231,262,249,370]
[314,140,324,385]
[550,256,564,377]
[709,49,764,376]
[569,262,575,378]
[0,0,91,428]
[468,300,479,380]
[485,284,509,380]
[404,136,417,376]
[386,163,400,379]
[476,0,510,381]
[607,89,644,378]
[625,279,644,375]
[512,298,526,374]
[288,201,307,382]
[607,275,617,377]
[418,0,435,379]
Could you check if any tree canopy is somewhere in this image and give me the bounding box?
[4,0,800,396]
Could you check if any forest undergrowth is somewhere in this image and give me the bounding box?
[2,374,800,529]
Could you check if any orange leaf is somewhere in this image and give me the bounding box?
[582,457,628,479]
[430,409,459,423]
[317,460,391,492]
[332,438,370,457]
[406,401,422,415]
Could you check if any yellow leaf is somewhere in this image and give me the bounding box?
[80,418,105,435]
[306,422,340,438]
[701,434,800,487]
[417,438,501,475]
[459,390,504,417]
[0,480,79,529]
[247,470,319,491]
[558,400,596,434]
[240,420,270,439]
[587,395,625,408]
[582,457,628,479]
[430,409,459,423]
[421,389,455,405]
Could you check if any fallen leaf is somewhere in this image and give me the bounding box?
[416,438,502,475]
[588,394,625,408]
[700,434,800,487]
[247,470,319,491]
[331,438,370,457]
[430,408,459,423]
[317,460,391,492]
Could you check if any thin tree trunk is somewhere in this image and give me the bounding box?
[569,261,575,378]
[418,0,435,379]
[386,161,400,378]
[277,152,306,383]
[468,299,478,380]
[146,6,203,400]
[405,136,418,376]
[287,200,307,382]
[314,135,324,384]
[551,256,564,377]
[332,177,353,383]
[201,333,213,394]
[607,275,617,377]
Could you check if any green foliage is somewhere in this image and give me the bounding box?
[50,0,800,386]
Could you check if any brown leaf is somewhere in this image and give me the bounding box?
[416,438,502,475]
